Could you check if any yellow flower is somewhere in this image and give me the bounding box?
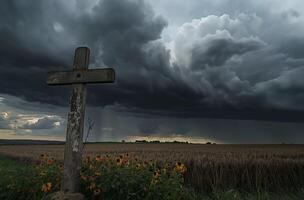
[116,158,123,166]
[39,154,45,160]
[174,162,187,174]
[40,171,46,176]
[135,163,141,170]
[41,182,52,193]
[89,182,96,190]
[151,170,161,184]
[58,164,64,170]
[153,171,161,179]
[95,172,101,176]
[94,188,102,196]
[81,175,87,181]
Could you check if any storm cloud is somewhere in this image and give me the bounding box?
[1,0,304,126]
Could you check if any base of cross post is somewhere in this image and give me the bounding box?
[42,191,86,200]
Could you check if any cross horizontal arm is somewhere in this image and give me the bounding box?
[47,68,115,86]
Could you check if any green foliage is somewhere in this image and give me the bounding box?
[0,156,42,200]
[1,154,302,200]
[0,155,196,200]
[80,155,195,200]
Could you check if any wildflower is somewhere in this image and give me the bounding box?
[174,162,187,174]
[95,172,101,176]
[39,154,45,160]
[153,170,161,179]
[41,182,52,193]
[94,188,102,196]
[47,158,54,165]
[116,158,123,166]
[83,156,91,165]
[81,175,87,181]
[95,155,103,162]
[151,170,161,184]
[89,182,96,190]
[40,171,46,176]
[136,163,141,170]
[58,164,64,170]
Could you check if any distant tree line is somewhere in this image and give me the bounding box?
[122,140,217,145]
[134,140,189,144]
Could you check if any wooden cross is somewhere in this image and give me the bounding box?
[47,47,115,193]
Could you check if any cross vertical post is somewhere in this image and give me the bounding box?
[62,47,89,193]
[47,46,115,194]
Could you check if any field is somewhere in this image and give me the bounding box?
[1,143,304,199]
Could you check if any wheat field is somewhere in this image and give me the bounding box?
[1,143,304,193]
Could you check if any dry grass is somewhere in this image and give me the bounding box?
[1,143,304,193]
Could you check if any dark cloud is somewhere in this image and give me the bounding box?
[190,37,263,69]
[0,0,304,124]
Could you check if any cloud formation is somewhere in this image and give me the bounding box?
[0,0,304,123]
[20,116,62,130]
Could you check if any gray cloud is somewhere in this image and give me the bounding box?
[0,0,304,124]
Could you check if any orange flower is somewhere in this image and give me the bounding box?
[41,182,52,193]
[95,155,103,162]
[47,158,54,165]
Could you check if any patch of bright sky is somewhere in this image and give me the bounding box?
[0,94,66,140]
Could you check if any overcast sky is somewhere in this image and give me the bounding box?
[1,0,304,143]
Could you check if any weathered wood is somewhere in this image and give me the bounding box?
[61,47,89,193]
[46,47,115,194]
[47,68,115,85]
